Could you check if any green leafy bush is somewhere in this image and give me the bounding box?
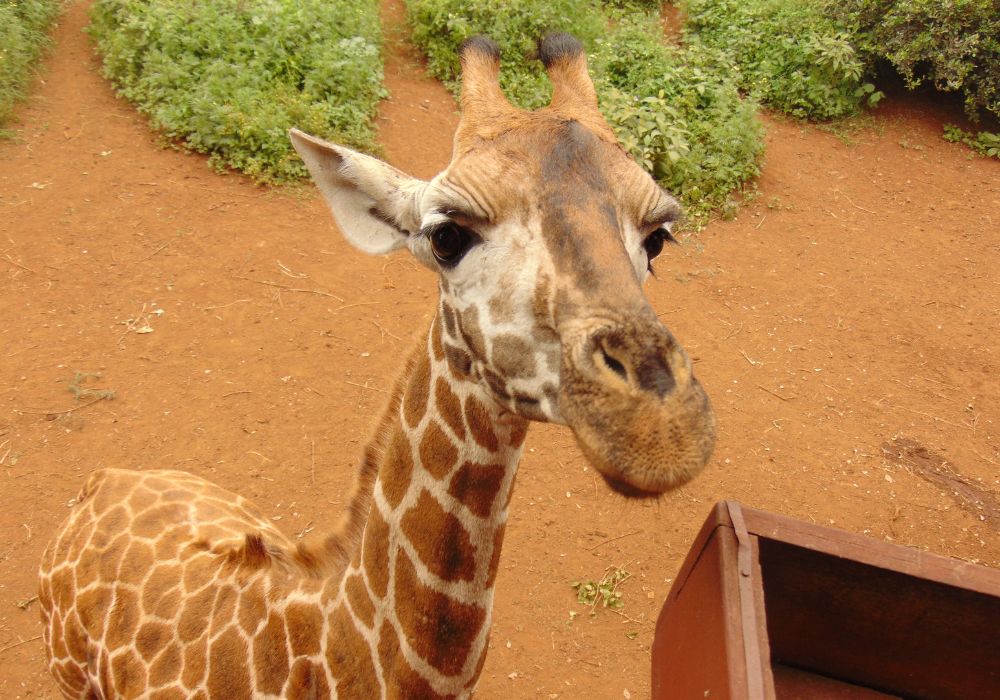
[0,0,63,129]
[682,0,882,120]
[405,0,763,223]
[943,124,1000,159]
[88,0,385,182]
[593,15,763,221]
[829,0,1000,122]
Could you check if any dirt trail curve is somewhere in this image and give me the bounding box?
[1,1,999,697]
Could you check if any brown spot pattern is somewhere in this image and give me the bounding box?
[491,333,536,378]
[287,658,333,699]
[362,506,391,599]
[464,396,500,452]
[379,621,455,700]
[326,605,378,694]
[402,490,477,583]
[488,293,516,324]
[76,585,112,639]
[431,317,446,361]
[136,620,172,661]
[63,613,89,664]
[380,427,413,509]
[181,634,208,688]
[105,587,140,650]
[141,562,181,615]
[149,642,182,687]
[394,550,485,677]
[483,367,511,401]
[419,420,459,480]
[404,352,431,429]
[133,503,187,539]
[252,613,289,695]
[345,572,376,628]
[458,305,487,359]
[208,627,252,699]
[97,533,129,583]
[111,649,147,696]
[440,302,458,339]
[448,462,506,518]
[285,602,323,656]
[435,378,466,440]
[209,585,238,637]
[177,586,215,643]
[444,344,473,377]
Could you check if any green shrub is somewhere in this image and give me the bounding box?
[0,0,63,129]
[829,0,1000,122]
[682,0,881,120]
[88,0,385,182]
[405,1,763,223]
[593,15,763,221]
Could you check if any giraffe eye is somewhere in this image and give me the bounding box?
[430,223,476,266]
[643,226,676,264]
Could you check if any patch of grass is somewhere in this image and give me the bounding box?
[405,1,763,225]
[681,0,882,120]
[88,0,386,183]
[0,0,63,131]
[943,124,1000,160]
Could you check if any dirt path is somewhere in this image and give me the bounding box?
[1,2,998,697]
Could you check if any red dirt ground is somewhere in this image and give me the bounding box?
[1,1,998,698]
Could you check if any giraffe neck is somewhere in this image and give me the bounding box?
[338,315,529,696]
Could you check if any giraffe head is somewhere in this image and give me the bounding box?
[291,34,715,496]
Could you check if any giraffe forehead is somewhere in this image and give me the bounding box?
[436,117,649,225]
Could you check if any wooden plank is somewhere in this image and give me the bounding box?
[653,503,776,699]
[740,506,1000,597]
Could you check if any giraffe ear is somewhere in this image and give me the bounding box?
[290,129,424,255]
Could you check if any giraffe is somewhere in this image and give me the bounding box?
[38,34,716,699]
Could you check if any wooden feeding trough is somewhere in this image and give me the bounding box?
[651,502,1000,699]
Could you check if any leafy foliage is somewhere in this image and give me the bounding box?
[0,0,63,130]
[572,566,631,612]
[593,15,763,221]
[829,0,1000,122]
[943,124,1000,159]
[405,0,763,223]
[682,0,882,120]
[88,0,386,182]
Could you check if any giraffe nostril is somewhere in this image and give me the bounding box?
[599,348,628,381]
[636,355,675,398]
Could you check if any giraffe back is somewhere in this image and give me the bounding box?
[37,468,312,698]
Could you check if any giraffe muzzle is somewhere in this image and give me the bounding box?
[558,315,716,496]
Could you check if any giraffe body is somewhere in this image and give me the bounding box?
[40,34,715,698]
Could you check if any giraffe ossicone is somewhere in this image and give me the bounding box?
[39,33,715,699]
